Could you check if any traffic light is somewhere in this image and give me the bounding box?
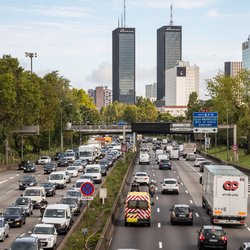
[203,108,209,112]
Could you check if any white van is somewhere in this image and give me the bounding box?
[85,164,102,184]
[23,186,46,209]
[48,171,67,189]
[42,204,72,234]
[139,152,150,165]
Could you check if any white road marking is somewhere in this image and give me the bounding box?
[174,171,176,173]
[152,165,154,168]
[9,176,14,179]
[157,208,160,213]
[185,190,188,194]
[159,242,163,249]
[177,176,179,179]
[20,233,25,237]
[153,174,155,177]
[7,187,19,194]
[247,227,250,232]
[15,174,20,177]
[183,161,202,176]
[38,174,42,177]
[0,180,8,184]
[190,200,193,204]
[181,182,183,185]
[158,222,161,228]
[156,196,159,200]
[195,212,199,217]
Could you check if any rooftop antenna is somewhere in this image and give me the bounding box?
[118,16,120,27]
[124,0,126,27]
[169,3,173,25]
[121,13,123,27]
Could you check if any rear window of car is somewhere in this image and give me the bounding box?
[136,173,147,176]
[203,229,224,237]
[164,180,176,184]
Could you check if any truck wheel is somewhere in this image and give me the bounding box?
[206,207,210,215]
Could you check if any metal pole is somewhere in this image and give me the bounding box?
[226,108,229,162]
[21,134,24,161]
[204,132,207,153]
[30,56,33,73]
[60,107,63,152]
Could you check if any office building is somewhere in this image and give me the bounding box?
[165,61,199,106]
[145,82,157,99]
[87,86,112,109]
[242,36,250,70]
[224,62,242,77]
[112,27,136,104]
[157,19,182,100]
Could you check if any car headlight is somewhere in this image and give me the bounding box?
[15,218,21,221]
[29,182,34,186]
[49,188,53,192]
[47,236,54,242]
[19,183,23,185]
[60,222,66,226]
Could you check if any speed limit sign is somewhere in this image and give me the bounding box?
[232,144,238,151]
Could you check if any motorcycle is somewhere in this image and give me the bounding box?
[40,202,48,217]
[131,182,140,192]
[149,184,156,197]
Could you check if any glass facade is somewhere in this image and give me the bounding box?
[112,28,135,104]
[157,26,182,100]
[242,39,250,70]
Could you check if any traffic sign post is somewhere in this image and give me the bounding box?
[193,112,218,133]
[232,144,238,152]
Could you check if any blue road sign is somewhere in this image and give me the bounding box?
[193,112,218,133]
[80,182,95,197]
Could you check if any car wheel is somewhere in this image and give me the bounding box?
[0,233,5,242]
[23,218,26,225]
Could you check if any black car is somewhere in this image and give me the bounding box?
[99,158,109,169]
[170,204,193,225]
[3,206,26,227]
[57,157,68,168]
[159,159,172,170]
[58,197,80,215]
[19,175,37,190]
[200,161,213,172]
[43,162,57,174]
[17,160,30,170]
[100,164,108,176]
[23,163,37,173]
[14,196,33,216]
[54,152,64,161]
[9,236,43,250]
[197,225,227,250]
[39,182,56,196]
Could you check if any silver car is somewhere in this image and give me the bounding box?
[0,218,9,242]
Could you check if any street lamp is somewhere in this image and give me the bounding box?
[25,52,37,73]
[60,103,73,151]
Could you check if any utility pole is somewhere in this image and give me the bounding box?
[25,52,37,73]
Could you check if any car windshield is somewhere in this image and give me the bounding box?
[40,183,53,188]
[22,176,34,181]
[44,209,65,218]
[60,198,77,205]
[24,190,40,196]
[15,198,29,205]
[128,200,148,210]
[80,151,92,157]
[86,168,99,173]
[4,208,21,215]
[50,174,63,180]
[66,191,80,197]
[79,175,92,180]
[75,182,84,188]
[203,229,224,237]
[73,162,81,166]
[41,156,49,159]
[33,226,54,234]
[136,173,147,177]
[164,180,177,184]
[10,241,38,250]
[175,207,190,213]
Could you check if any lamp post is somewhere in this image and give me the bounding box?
[25,52,37,73]
[226,105,229,162]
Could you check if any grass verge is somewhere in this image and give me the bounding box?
[62,152,136,250]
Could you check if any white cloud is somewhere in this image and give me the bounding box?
[206,8,222,18]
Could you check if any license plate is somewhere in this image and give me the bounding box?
[127,217,138,223]
[168,189,173,191]
[209,239,218,242]
[179,214,186,217]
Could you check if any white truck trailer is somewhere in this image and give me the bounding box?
[78,145,96,163]
[182,143,196,158]
[201,165,248,225]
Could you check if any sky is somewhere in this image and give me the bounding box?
[0,0,249,99]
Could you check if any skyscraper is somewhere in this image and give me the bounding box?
[157,6,182,100]
[112,27,136,104]
[224,62,242,77]
[242,36,250,70]
[145,82,157,100]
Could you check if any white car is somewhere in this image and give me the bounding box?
[30,223,57,249]
[133,172,150,185]
[161,178,179,194]
[157,153,169,163]
[38,156,51,165]
[72,160,84,172]
[0,217,9,242]
[194,157,205,167]
[66,166,78,177]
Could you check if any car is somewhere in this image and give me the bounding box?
[64,189,83,205]
[170,204,193,225]
[54,152,64,161]
[23,186,46,209]
[14,196,33,216]
[239,242,250,250]
[99,158,110,170]
[186,153,196,161]
[58,197,81,215]
[0,217,9,242]
[100,164,108,176]
[194,157,205,167]
[197,225,227,250]
[3,206,26,227]
[39,182,56,196]
[43,162,57,174]
[30,223,57,249]
[139,152,150,165]
[17,160,30,170]
[65,170,72,183]
[78,174,94,184]
[159,159,172,170]
[66,166,79,177]
[19,175,37,190]
[23,162,36,173]
[9,236,43,250]
[200,160,213,172]
[72,160,84,172]
[133,172,150,185]
[64,151,76,163]
[57,157,68,168]
[161,178,179,194]
[157,153,169,164]
[38,155,51,165]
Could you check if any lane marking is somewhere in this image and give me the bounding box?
[15,174,20,177]
[156,196,159,200]
[183,161,202,177]
[195,212,199,218]
[174,171,176,173]
[157,208,160,213]
[247,227,250,232]
[7,187,19,194]
[153,174,155,177]
[0,180,8,184]
[185,190,188,194]
[177,176,179,179]
[20,233,25,237]
[181,182,183,185]
[159,242,163,249]
[158,222,161,228]
[9,177,14,179]
[190,200,193,204]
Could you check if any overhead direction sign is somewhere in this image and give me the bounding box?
[193,112,218,133]
[80,182,95,197]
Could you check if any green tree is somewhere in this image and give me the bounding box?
[186,92,201,122]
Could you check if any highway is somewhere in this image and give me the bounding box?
[0,163,104,250]
[110,144,250,250]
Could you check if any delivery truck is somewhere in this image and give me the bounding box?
[200,165,248,225]
[182,143,196,158]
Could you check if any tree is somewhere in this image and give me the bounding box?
[186,92,201,122]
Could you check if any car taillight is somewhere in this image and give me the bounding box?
[199,235,205,241]
[221,236,227,241]
[189,212,193,218]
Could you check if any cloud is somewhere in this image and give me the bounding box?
[206,8,222,18]
[85,62,112,84]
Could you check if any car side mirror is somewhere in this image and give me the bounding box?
[199,176,204,185]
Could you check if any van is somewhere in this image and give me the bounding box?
[124,192,153,227]
[48,171,67,189]
[139,152,150,165]
[23,186,46,209]
[42,204,72,234]
[85,164,102,183]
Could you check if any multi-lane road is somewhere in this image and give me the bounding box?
[110,144,250,250]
